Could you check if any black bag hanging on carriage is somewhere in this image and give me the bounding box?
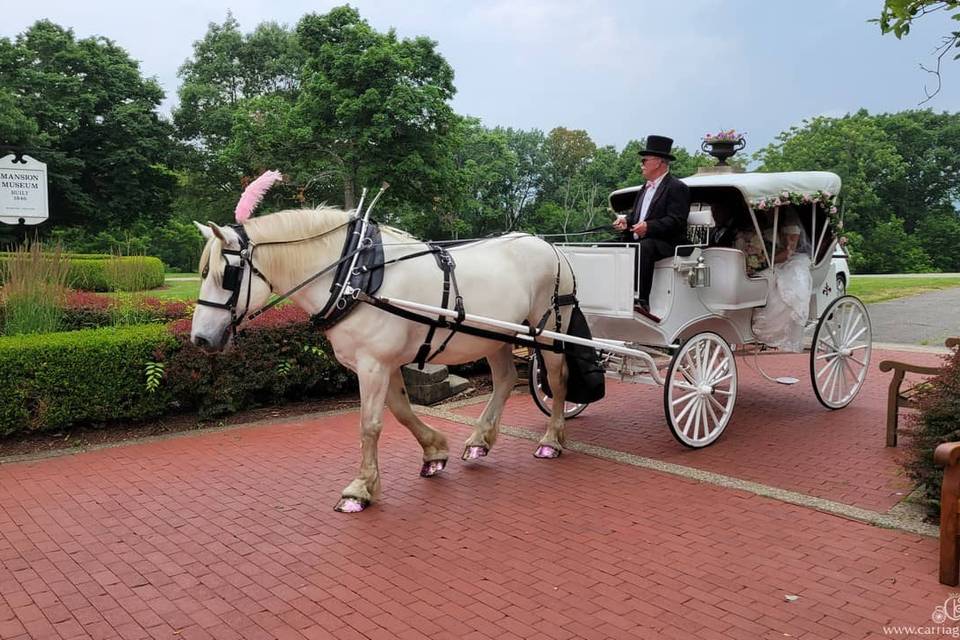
[537,303,605,405]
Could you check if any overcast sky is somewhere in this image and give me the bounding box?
[6,1,960,155]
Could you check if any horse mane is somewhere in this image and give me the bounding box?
[243,206,352,244]
[238,206,352,286]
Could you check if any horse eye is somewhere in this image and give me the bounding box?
[201,265,209,279]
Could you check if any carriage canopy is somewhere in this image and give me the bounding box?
[609,171,841,216]
[608,170,843,265]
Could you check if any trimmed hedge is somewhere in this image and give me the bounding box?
[0,307,357,436]
[0,255,165,291]
[0,251,112,260]
[0,325,177,436]
[67,257,165,291]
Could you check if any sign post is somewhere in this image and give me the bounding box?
[0,152,49,226]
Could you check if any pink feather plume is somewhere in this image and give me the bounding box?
[234,170,283,223]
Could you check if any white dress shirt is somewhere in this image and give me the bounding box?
[638,173,666,222]
[624,172,667,239]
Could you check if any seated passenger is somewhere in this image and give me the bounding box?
[751,207,813,352]
[611,135,690,313]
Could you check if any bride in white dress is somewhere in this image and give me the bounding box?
[751,207,812,352]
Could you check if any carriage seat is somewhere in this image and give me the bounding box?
[695,248,769,311]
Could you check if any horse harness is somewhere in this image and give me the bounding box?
[197,217,574,361]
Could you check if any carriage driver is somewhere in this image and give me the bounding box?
[613,135,691,315]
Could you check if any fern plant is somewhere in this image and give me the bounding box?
[145,361,165,392]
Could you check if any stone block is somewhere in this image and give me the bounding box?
[405,374,472,406]
[401,363,450,386]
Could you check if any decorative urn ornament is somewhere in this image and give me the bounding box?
[701,130,746,165]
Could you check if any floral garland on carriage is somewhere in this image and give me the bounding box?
[750,190,841,230]
[736,190,841,275]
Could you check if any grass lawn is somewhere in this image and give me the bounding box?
[848,276,960,304]
[142,276,199,301]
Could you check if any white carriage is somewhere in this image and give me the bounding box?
[528,170,872,448]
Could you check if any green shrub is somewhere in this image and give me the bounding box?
[0,251,112,260]
[0,309,356,436]
[1,255,165,291]
[166,308,356,418]
[902,344,960,519]
[47,219,204,273]
[0,324,178,435]
[67,257,164,291]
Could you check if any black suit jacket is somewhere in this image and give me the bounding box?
[621,173,691,246]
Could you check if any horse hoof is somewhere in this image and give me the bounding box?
[420,459,447,477]
[334,497,369,513]
[462,445,488,461]
[534,445,561,459]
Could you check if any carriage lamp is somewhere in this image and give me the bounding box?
[689,256,710,288]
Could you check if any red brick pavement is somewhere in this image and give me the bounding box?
[0,395,954,639]
[455,348,945,513]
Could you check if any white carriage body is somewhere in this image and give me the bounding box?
[560,170,845,348]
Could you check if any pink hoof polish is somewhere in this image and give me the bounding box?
[334,497,368,513]
[462,445,488,461]
[534,445,561,459]
[420,459,447,477]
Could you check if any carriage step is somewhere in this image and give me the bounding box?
[603,352,669,383]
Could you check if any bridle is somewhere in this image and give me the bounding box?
[196,224,274,337]
[194,215,377,339]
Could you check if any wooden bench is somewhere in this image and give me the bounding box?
[878,337,959,447]
[936,442,960,585]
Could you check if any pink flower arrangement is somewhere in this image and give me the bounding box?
[703,129,745,143]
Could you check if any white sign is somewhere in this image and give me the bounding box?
[0,154,49,225]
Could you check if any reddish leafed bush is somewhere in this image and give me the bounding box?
[170,304,307,335]
[903,344,960,520]
[57,291,192,331]
[65,290,113,310]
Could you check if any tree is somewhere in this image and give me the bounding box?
[540,127,597,205]
[855,214,932,273]
[295,6,457,210]
[914,212,960,271]
[876,1,960,102]
[872,110,960,231]
[756,112,907,234]
[174,15,305,223]
[0,21,178,230]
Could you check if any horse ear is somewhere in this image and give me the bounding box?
[194,221,213,240]
[207,221,226,242]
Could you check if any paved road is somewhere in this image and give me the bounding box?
[867,285,960,345]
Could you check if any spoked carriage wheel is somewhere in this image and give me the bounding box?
[810,295,872,409]
[528,354,589,419]
[663,332,738,448]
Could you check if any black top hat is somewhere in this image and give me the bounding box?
[639,135,675,161]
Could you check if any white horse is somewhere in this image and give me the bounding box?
[190,206,575,512]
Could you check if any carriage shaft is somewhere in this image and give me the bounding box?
[372,294,665,385]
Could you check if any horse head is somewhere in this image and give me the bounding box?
[191,221,273,352]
